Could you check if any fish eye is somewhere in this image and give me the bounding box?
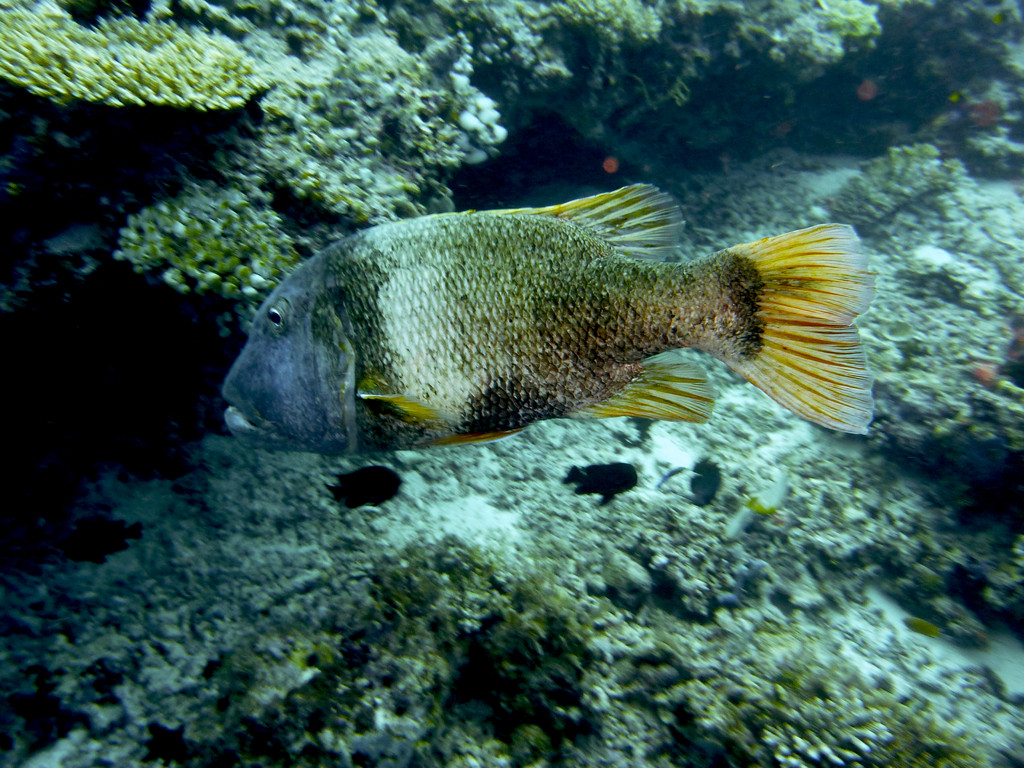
[267,300,289,330]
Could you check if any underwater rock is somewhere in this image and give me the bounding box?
[564,462,637,505]
[326,466,402,508]
[601,551,653,609]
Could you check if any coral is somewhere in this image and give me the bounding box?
[454,91,509,165]
[753,660,988,768]
[0,0,265,109]
[605,614,991,768]
[113,183,299,311]
[829,143,967,232]
[187,540,596,767]
[840,148,1024,508]
[405,0,890,179]
[247,29,503,223]
[732,0,880,74]
[963,102,1024,176]
[549,0,663,45]
[810,145,1024,638]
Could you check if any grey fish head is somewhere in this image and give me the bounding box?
[221,254,356,454]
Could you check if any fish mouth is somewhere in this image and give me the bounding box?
[224,405,265,437]
[223,404,300,448]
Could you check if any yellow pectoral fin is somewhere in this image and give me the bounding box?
[431,428,525,447]
[357,376,443,425]
[574,353,714,422]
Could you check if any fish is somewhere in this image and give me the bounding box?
[689,458,722,506]
[326,465,402,508]
[61,517,143,563]
[222,184,874,454]
[564,462,638,505]
[903,616,942,638]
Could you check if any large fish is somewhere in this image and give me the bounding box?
[222,185,873,453]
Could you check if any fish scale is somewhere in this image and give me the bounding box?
[335,214,644,426]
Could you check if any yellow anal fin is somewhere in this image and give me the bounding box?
[574,353,714,422]
[727,224,875,434]
[491,184,682,260]
[357,376,443,426]
[432,428,525,447]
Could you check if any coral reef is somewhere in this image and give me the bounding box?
[5,0,1024,312]
[946,80,1024,177]
[836,145,1024,498]
[818,144,1024,641]
[0,0,265,109]
[656,149,1024,650]
[113,183,299,311]
[828,144,967,233]
[549,0,663,45]
[242,28,500,224]
[382,0,892,176]
[609,619,990,768]
[732,0,880,73]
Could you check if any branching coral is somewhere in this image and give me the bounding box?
[113,184,299,311]
[0,0,265,109]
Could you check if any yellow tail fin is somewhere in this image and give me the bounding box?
[724,224,874,434]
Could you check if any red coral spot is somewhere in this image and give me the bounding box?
[971,363,1001,388]
[856,79,879,101]
[969,100,1001,128]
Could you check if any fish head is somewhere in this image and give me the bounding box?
[222,255,356,453]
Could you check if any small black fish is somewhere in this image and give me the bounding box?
[690,458,721,506]
[326,466,401,508]
[61,517,143,563]
[564,462,637,505]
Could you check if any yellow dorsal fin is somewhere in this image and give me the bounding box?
[431,428,525,447]
[492,184,683,260]
[574,352,714,422]
[724,224,874,434]
[357,375,444,425]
